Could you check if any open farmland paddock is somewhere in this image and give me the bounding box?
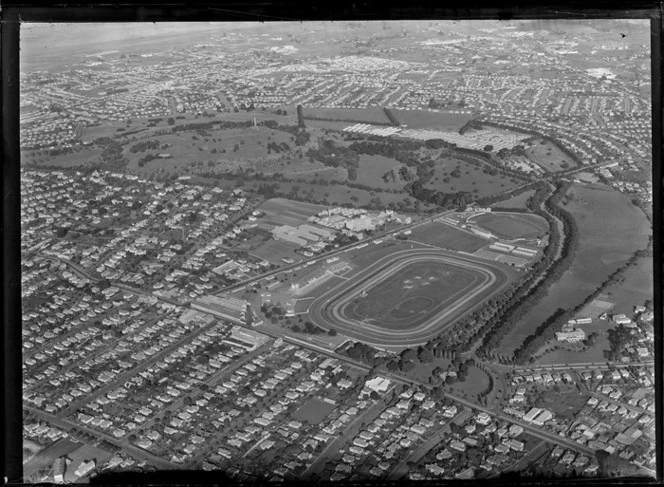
[495,184,651,357]
[525,138,578,172]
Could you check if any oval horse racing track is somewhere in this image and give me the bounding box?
[308,248,516,349]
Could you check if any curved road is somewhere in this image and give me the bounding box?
[308,248,515,348]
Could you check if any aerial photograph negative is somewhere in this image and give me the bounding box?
[12,16,657,484]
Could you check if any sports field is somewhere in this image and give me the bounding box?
[343,259,479,330]
[292,398,337,424]
[408,221,488,252]
[472,212,549,239]
[308,248,515,349]
[251,239,304,264]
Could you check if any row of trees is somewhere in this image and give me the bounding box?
[383,107,401,126]
[170,119,253,133]
[129,139,160,153]
[347,139,422,167]
[296,104,306,128]
[478,181,581,362]
[511,181,583,362]
[474,182,561,357]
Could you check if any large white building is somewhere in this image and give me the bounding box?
[192,295,247,324]
[555,328,586,343]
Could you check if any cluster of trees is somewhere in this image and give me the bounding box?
[260,303,286,319]
[406,180,469,210]
[604,325,634,362]
[454,144,532,183]
[129,140,160,153]
[171,120,252,133]
[95,137,125,167]
[425,138,454,150]
[482,121,583,167]
[292,320,327,335]
[259,120,310,146]
[48,146,74,157]
[137,153,159,166]
[266,141,291,154]
[294,130,310,147]
[347,139,422,166]
[595,450,642,477]
[496,144,528,160]
[306,140,360,181]
[329,232,360,248]
[345,341,380,364]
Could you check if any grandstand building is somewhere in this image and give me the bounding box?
[470,226,494,239]
[192,295,248,325]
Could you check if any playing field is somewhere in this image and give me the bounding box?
[343,260,479,330]
[251,239,304,264]
[472,212,549,239]
[408,221,488,252]
[308,248,515,348]
[292,398,337,424]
